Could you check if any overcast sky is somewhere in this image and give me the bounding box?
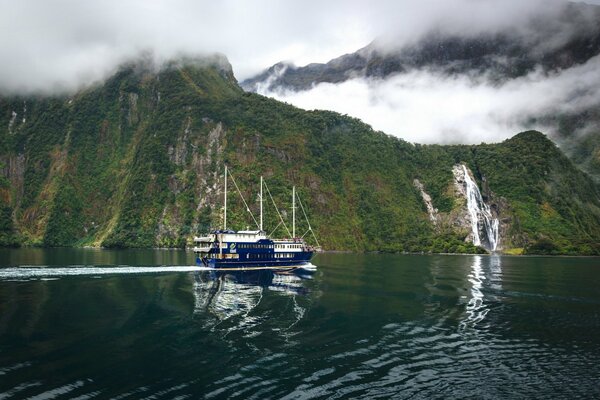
[2,0,598,93]
[2,0,599,144]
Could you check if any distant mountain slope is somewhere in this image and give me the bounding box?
[1,55,599,254]
[241,2,600,180]
[242,3,600,91]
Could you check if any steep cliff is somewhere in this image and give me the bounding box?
[1,56,599,254]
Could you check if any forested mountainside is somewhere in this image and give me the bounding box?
[242,2,600,181]
[1,55,599,254]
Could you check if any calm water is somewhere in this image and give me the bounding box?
[1,249,600,399]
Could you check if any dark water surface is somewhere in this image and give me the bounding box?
[1,249,600,399]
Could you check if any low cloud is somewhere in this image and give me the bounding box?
[259,54,600,144]
[3,0,598,94]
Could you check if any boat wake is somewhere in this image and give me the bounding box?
[0,264,318,281]
[301,263,318,271]
[0,265,210,280]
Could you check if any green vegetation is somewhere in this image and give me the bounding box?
[1,56,599,254]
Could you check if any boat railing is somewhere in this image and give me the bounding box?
[272,238,306,243]
[193,235,214,243]
[192,245,212,253]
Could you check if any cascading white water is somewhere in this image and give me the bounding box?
[461,165,500,251]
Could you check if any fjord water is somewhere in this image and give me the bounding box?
[1,249,599,399]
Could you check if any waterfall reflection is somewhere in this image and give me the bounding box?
[192,269,314,334]
[460,255,503,330]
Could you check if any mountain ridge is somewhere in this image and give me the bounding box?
[242,2,600,92]
[1,55,599,254]
[241,2,600,181]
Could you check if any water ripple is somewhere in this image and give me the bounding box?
[1,252,600,398]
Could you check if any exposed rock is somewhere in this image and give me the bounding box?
[127,93,139,126]
[168,117,191,166]
[1,153,26,202]
[413,179,438,227]
[451,164,500,251]
[191,122,226,229]
[155,204,183,246]
[265,146,291,163]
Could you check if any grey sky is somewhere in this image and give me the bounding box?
[2,0,598,93]
[2,0,599,145]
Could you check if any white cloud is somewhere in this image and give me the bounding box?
[259,54,600,144]
[1,0,594,94]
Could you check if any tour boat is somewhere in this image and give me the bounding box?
[193,166,319,270]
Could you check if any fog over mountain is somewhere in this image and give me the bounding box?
[243,2,600,146]
[2,1,600,158]
[254,59,599,144]
[2,0,597,93]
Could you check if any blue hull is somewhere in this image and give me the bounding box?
[197,255,313,270]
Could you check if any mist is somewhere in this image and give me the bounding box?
[2,0,596,94]
[258,53,600,144]
[2,0,600,145]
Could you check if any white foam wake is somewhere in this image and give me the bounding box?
[0,263,318,280]
[300,263,318,271]
[0,265,209,280]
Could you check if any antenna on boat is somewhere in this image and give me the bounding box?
[292,186,296,238]
[260,176,263,232]
[224,165,227,230]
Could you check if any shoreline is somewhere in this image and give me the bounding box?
[2,246,599,258]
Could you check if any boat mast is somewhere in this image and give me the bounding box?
[260,176,263,231]
[292,186,296,238]
[224,165,227,230]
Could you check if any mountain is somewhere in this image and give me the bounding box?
[1,55,600,254]
[242,3,600,90]
[241,2,600,181]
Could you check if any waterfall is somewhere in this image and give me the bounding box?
[461,165,499,251]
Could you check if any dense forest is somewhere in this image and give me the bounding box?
[1,56,599,254]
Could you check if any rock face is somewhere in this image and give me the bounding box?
[451,164,500,251]
[413,179,438,226]
[414,164,504,251]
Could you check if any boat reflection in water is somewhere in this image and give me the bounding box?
[191,266,317,335]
